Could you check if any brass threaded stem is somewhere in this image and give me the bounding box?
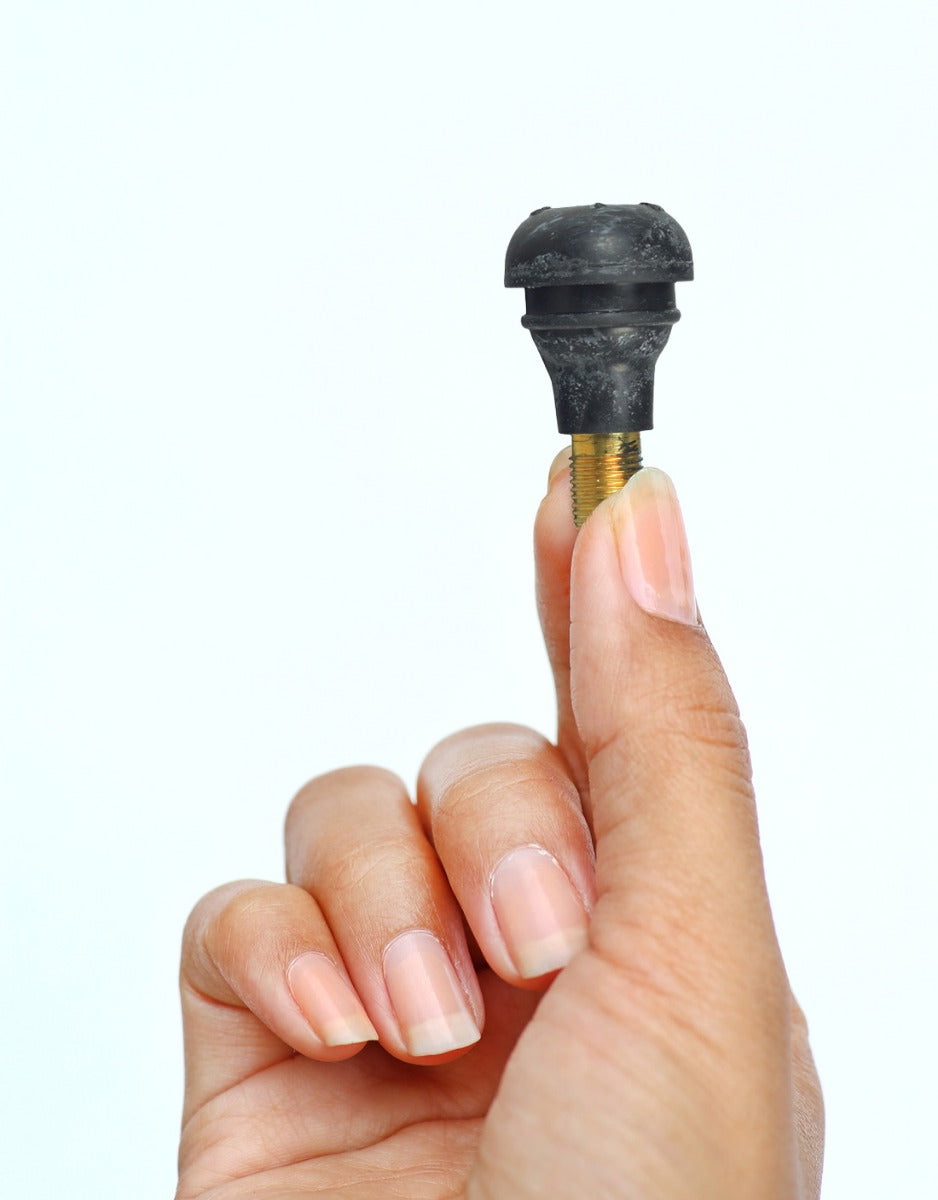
[570,432,643,527]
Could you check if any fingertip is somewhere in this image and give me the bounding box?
[534,458,577,585]
[297,1036,377,1063]
[546,444,572,490]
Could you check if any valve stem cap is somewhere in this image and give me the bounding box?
[505,203,693,436]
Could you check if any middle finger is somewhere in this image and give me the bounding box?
[286,766,484,1063]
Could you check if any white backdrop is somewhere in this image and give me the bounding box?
[2,2,935,1196]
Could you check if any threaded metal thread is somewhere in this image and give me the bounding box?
[570,432,643,527]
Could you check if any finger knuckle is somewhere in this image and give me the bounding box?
[185,880,277,962]
[180,879,264,995]
[216,879,276,925]
[453,721,547,746]
[328,830,422,899]
[286,765,406,832]
[422,723,548,776]
[420,723,564,820]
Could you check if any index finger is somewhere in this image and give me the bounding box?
[534,452,586,795]
[416,722,595,987]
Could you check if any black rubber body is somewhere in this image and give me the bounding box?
[505,203,693,434]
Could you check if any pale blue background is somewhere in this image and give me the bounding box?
[2,2,935,1196]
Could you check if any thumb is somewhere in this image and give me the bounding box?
[569,467,781,986]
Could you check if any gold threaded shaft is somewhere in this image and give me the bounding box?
[570,432,643,527]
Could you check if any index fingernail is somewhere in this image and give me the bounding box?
[491,845,590,979]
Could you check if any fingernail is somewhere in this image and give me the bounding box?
[287,952,379,1047]
[383,930,481,1057]
[490,845,590,979]
[610,467,697,625]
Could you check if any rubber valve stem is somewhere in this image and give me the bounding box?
[505,202,693,526]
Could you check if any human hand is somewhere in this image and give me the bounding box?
[176,460,823,1199]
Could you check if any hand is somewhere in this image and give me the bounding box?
[176,460,824,1199]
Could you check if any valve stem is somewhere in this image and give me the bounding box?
[570,432,643,527]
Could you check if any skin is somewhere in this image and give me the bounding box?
[177,460,824,1199]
